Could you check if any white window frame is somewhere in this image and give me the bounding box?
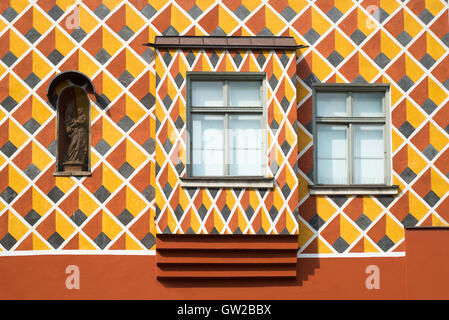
[310,83,398,195]
[181,72,274,189]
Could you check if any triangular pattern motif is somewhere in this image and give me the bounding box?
[0,0,447,256]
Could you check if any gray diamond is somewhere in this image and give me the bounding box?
[142,185,155,202]
[331,195,347,207]
[281,184,291,198]
[163,95,173,110]
[141,48,155,63]
[174,73,184,88]
[2,7,18,22]
[374,52,391,68]
[141,4,157,19]
[208,188,219,199]
[118,70,135,87]
[198,204,208,220]
[163,25,178,36]
[245,205,255,220]
[270,160,279,175]
[143,138,155,154]
[396,31,412,46]
[281,141,290,155]
[424,190,440,207]
[400,167,417,184]
[25,28,41,44]
[2,51,17,67]
[256,53,266,68]
[162,139,172,154]
[0,233,17,250]
[211,26,227,36]
[24,209,41,226]
[117,115,135,132]
[350,29,367,45]
[377,235,394,252]
[47,140,57,156]
[48,232,64,249]
[95,48,111,64]
[232,53,243,67]
[442,33,449,47]
[304,73,320,87]
[353,75,367,83]
[141,233,155,249]
[48,5,64,20]
[94,232,111,249]
[258,27,273,36]
[1,95,18,112]
[279,53,290,67]
[398,121,415,138]
[257,227,265,235]
[234,4,250,20]
[326,7,343,22]
[94,186,111,203]
[333,236,349,253]
[397,75,414,92]
[71,28,87,42]
[47,49,64,65]
[25,72,40,88]
[281,6,297,22]
[209,52,219,67]
[118,25,134,41]
[95,139,111,155]
[162,182,172,198]
[420,53,436,69]
[71,209,87,226]
[162,51,172,66]
[269,74,278,90]
[188,4,203,19]
[173,204,184,221]
[374,7,388,23]
[186,51,196,66]
[356,214,372,230]
[422,144,438,160]
[96,94,111,109]
[401,213,418,227]
[421,98,437,115]
[94,4,110,19]
[48,186,64,203]
[268,206,278,221]
[140,93,155,109]
[304,28,320,45]
[327,51,344,67]
[221,205,231,221]
[280,96,290,112]
[377,195,395,208]
[24,163,40,180]
[443,79,449,91]
[1,141,17,157]
[418,8,434,24]
[118,161,134,178]
[309,214,325,231]
[0,186,17,203]
[118,209,134,226]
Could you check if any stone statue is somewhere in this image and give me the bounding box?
[63,100,88,171]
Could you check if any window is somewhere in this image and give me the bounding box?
[182,72,273,188]
[311,84,398,195]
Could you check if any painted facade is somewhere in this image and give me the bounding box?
[0,0,448,261]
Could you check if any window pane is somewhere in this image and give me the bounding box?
[192,81,223,106]
[352,92,383,117]
[316,92,347,117]
[353,125,384,184]
[317,125,347,184]
[192,114,224,176]
[354,159,384,184]
[229,81,261,106]
[317,159,347,184]
[353,125,384,158]
[317,125,347,159]
[229,114,262,176]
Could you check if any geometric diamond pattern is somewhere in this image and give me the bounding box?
[0,0,448,258]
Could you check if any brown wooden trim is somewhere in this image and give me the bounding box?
[156,234,298,280]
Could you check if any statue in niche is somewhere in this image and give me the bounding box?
[63,100,88,172]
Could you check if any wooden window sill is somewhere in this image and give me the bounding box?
[309,184,399,195]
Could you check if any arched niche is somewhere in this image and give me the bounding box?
[55,85,91,175]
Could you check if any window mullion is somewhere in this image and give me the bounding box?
[224,81,229,176]
[348,93,352,185]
